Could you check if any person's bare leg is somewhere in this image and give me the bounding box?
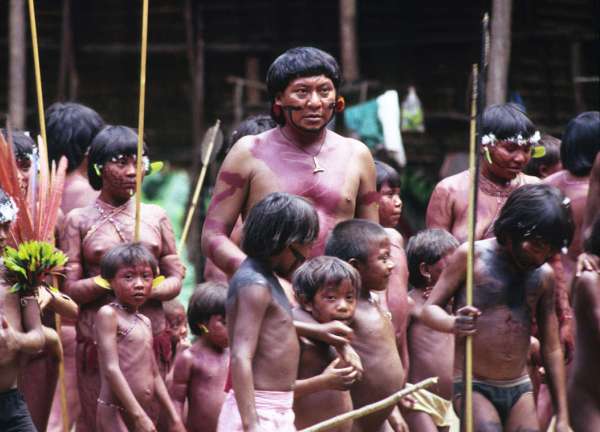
[47,324,80,431]
[405,410,442,432]
[454,392,503,432]
[505,392,539,432]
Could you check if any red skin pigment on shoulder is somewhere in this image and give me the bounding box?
[208,171,246,212]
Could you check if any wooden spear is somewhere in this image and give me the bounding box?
[299,377,438,432]
[134,0,150,242]
[178,119,221,255]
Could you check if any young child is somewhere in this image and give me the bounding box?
[217,192,320,432]
[568,215,600,432]
[95,243,184,432]
[524,134,562,179]
[325,219,407,432]
[0,187,46,431]
[422,184,573,431]
[405,229,459,432]
[164,298,190,360]
[292,256,361,431]
[170,282,229,432]
[374,160,410,372]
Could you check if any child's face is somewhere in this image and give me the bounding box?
[378,182,402,228]
[0,222,10,249]
[425,250,455,287]
[306,279,357,325]
[206,314,228,349]
[110,263,154,308]
[277,242,313,278]
[358,237,394,292]
[16,156,32,193]
[509,237,556,270]
[167,308,188,342]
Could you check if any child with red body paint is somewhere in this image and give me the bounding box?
[374,160,410,373]
[292,256,361,431]
[404,229,460,432]
[169,282,229,432]
[95,243,184,432]
[325,219,408,432]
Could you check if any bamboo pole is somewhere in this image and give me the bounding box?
[463,64,479,432]
[26,0,47,153]
[178,119,221,255]
[299,377,438,432]
[134,0,149,242]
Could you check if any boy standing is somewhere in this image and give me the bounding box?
[325,219,407,432]
[0,188,46,431]
[170,282,230,432]
[218,192,319,432]
[292,256,361,431]
[405,229,459,432]
[568,216,600,431]
[95,243,184,432]
[422,184,573,431]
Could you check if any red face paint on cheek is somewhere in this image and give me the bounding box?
[358,191,380,207]
[208,171,246,211]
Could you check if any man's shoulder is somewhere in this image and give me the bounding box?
[326,130,371,155]
[228,260,272,294]
[434,170,469,193]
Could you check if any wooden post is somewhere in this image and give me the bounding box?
[9,0,27,129]
[245,56,260,106]
[339,0,359,82]
[486,0,512,106]
[57,0,76,101]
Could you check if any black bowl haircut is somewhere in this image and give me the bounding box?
[493,184,574,251]
[481,103,536,141]
[560,111,600,177]
[87,125,148,191]
[46,102,105,173]
[241,192,319,261]
[187,282,228,336]
[324,219,388,264]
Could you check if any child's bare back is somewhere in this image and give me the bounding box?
[350,298,404,432]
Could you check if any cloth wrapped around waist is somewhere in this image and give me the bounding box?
[406,385,459,431]
[217,389,295,432]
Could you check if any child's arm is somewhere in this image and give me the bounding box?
[151,213,184,302]
[537,267,570,432]
[293,309,363,377]
[230,283,271,431]
[421,244,480,334]
[95,306,155,431]
[294,357,358,399]
[0,292,45,355]
[153,353,185,432]
[388,406,409,432]
[168,348,193,422]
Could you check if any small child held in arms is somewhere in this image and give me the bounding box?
[292,256,361,431]
[325,219,408,432]
[405,229,460,432]
[218,192,359,432]
[95,243,184,432]
[170,282,229,432]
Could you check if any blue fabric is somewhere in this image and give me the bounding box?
[343,99,383,149]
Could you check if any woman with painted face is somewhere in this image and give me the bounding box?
[59,125,184,432]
